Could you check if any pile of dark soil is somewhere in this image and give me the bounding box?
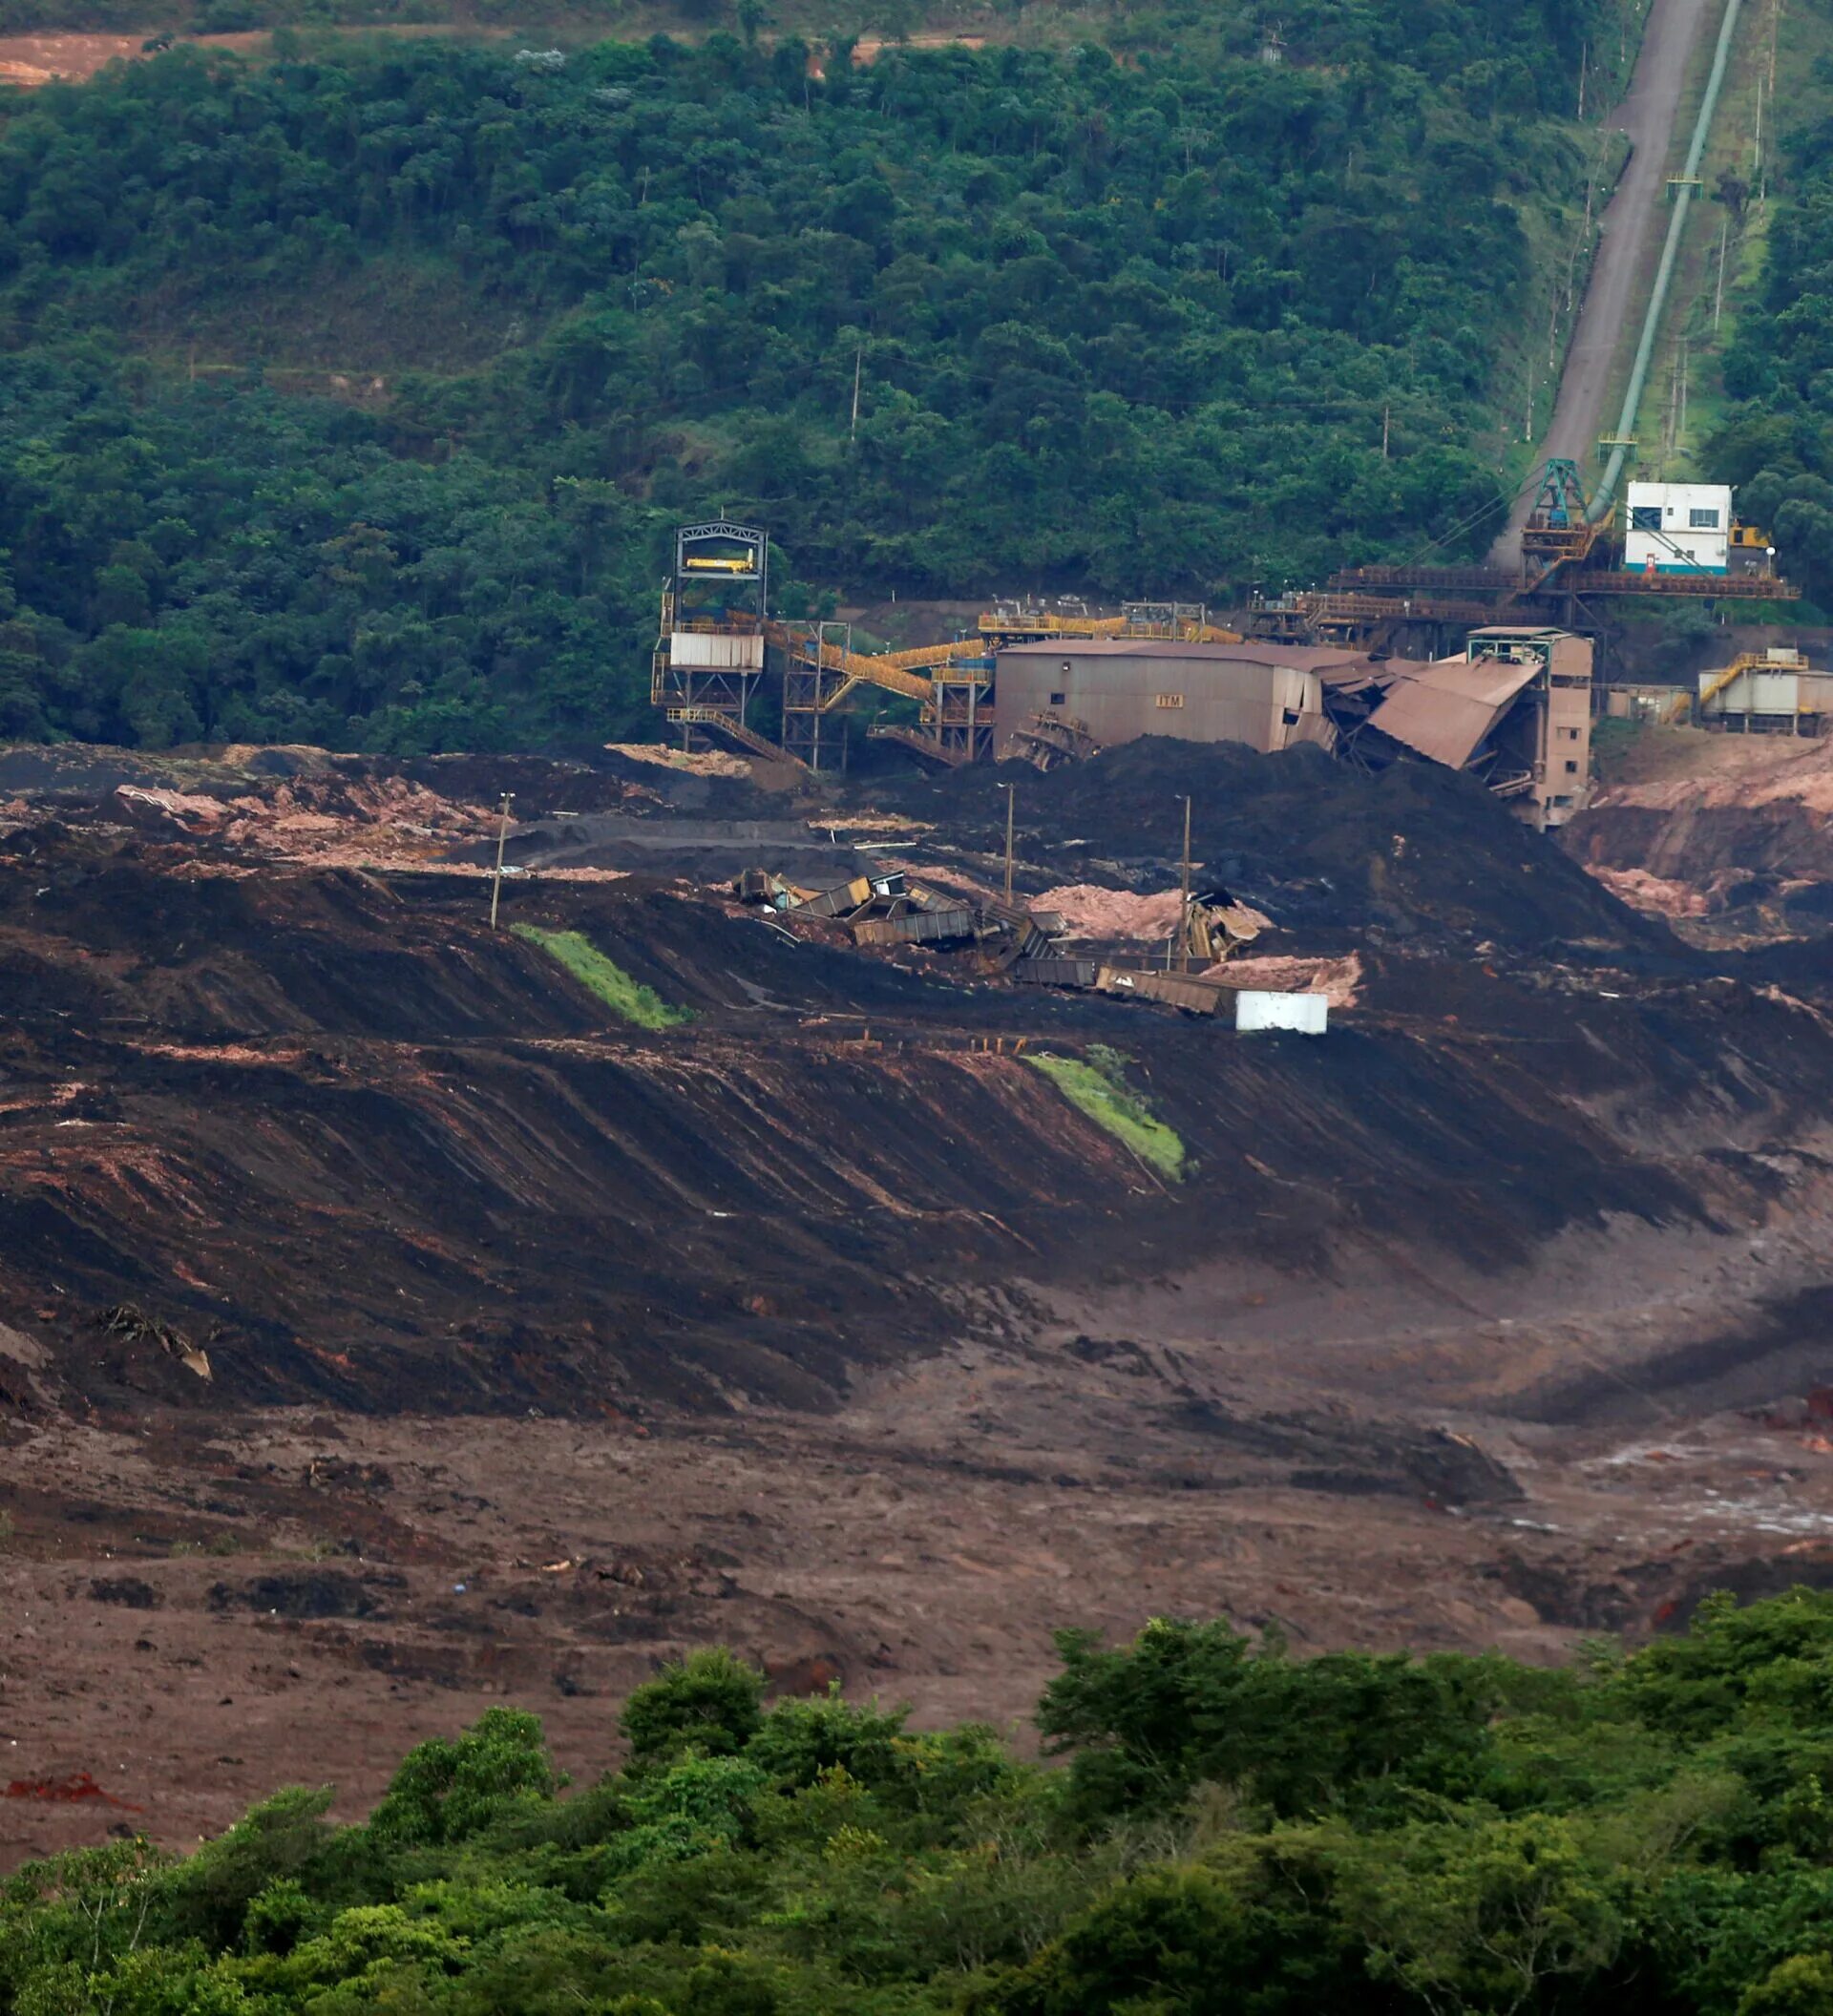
[486,813,854,881]
[864,740,1667,956]
[405,750,783,823]
[0,743,785,828]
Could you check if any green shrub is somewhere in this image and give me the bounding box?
[511,925,691,1029]
[1026,1045,1184,1179]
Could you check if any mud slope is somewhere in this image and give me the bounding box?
[9,737,1833,1868]
[0,809,1826,1421]
[869,739,1671,952]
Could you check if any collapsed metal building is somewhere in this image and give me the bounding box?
[645,527,1596,825]
[1350,627,1596,830]
[989,628,1597,830]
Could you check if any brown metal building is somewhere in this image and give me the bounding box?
[993,640,1368,756]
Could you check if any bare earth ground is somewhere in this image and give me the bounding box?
[1570,722,1833,939]
[5,734,1833,1867]
[0,25,513,85]
[12,1212,1833,1862]
[0,22,987,89]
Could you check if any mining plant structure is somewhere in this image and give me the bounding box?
[650,520,1239,771]
[648,460,1794,827]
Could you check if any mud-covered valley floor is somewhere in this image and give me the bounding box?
[8,731,1833,1865]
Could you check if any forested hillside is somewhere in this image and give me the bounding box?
[11,1594,1833,2012]
[0,4,1621,749]
[1712,52,1833,608]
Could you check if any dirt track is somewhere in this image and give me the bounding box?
[1494,0,1714,558]
[6,739,1833,1867]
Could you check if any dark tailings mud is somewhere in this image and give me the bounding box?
[5,737,1833,1866]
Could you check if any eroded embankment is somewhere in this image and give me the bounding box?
[2,823,1830,1426]
[1567,725,1833,934]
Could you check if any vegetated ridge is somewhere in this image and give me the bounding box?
[1710,32,1833,614]
[0,0,1628,750]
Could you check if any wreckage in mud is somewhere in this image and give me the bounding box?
[732,865,1275,1014]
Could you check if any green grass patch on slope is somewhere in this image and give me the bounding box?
[511,924,691,1029]
[1027,1043,1184,1181]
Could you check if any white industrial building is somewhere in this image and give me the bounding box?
[1624,481,1732,576]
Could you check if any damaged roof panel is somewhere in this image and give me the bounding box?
[1363,656,1540,770]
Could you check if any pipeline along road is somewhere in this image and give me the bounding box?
[1492,0,1714,560]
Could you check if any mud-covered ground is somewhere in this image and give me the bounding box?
[1568,721,1833,945]
[7,735,1833,1867]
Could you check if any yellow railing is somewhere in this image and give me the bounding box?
[1697,653,1767,713]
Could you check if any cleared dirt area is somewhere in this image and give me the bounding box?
[1567,722,1833,942]
[0,24,507,84]
[6,735,1833,1866]
[0,18,985,90]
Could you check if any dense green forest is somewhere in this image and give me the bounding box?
[15,1593,1833,2012]
[1713,49,1833,610]
[0,4,1622,749]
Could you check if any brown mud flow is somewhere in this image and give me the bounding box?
[5,735,1833,1865]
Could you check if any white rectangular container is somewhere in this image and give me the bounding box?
[668,632,766,670]
[1234,991,1329,1036]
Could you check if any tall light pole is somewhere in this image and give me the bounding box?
[1179,794,1192,971]
[1002,783,1017,906]
[489,792,515,930]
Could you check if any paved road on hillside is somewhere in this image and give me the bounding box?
[1491,0,1715,562]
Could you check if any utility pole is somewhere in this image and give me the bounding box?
[850,345,863,444]
[1669,334,1685,453]
[1381,404,1390,459]
[1715,215,1729,331]
[489,792,514,930]
[1178,794,1192,973]
[1753,72,1763,190]
[1001,783,1017,905]
[1577,40,1587,120]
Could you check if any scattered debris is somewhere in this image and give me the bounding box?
[1207,953,1362,1009]
[734,865,1064,962]
[602,743,755,781]
[1005,710,1100,771]
[96,1305,211,1381]
[5,1773,142,1810]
